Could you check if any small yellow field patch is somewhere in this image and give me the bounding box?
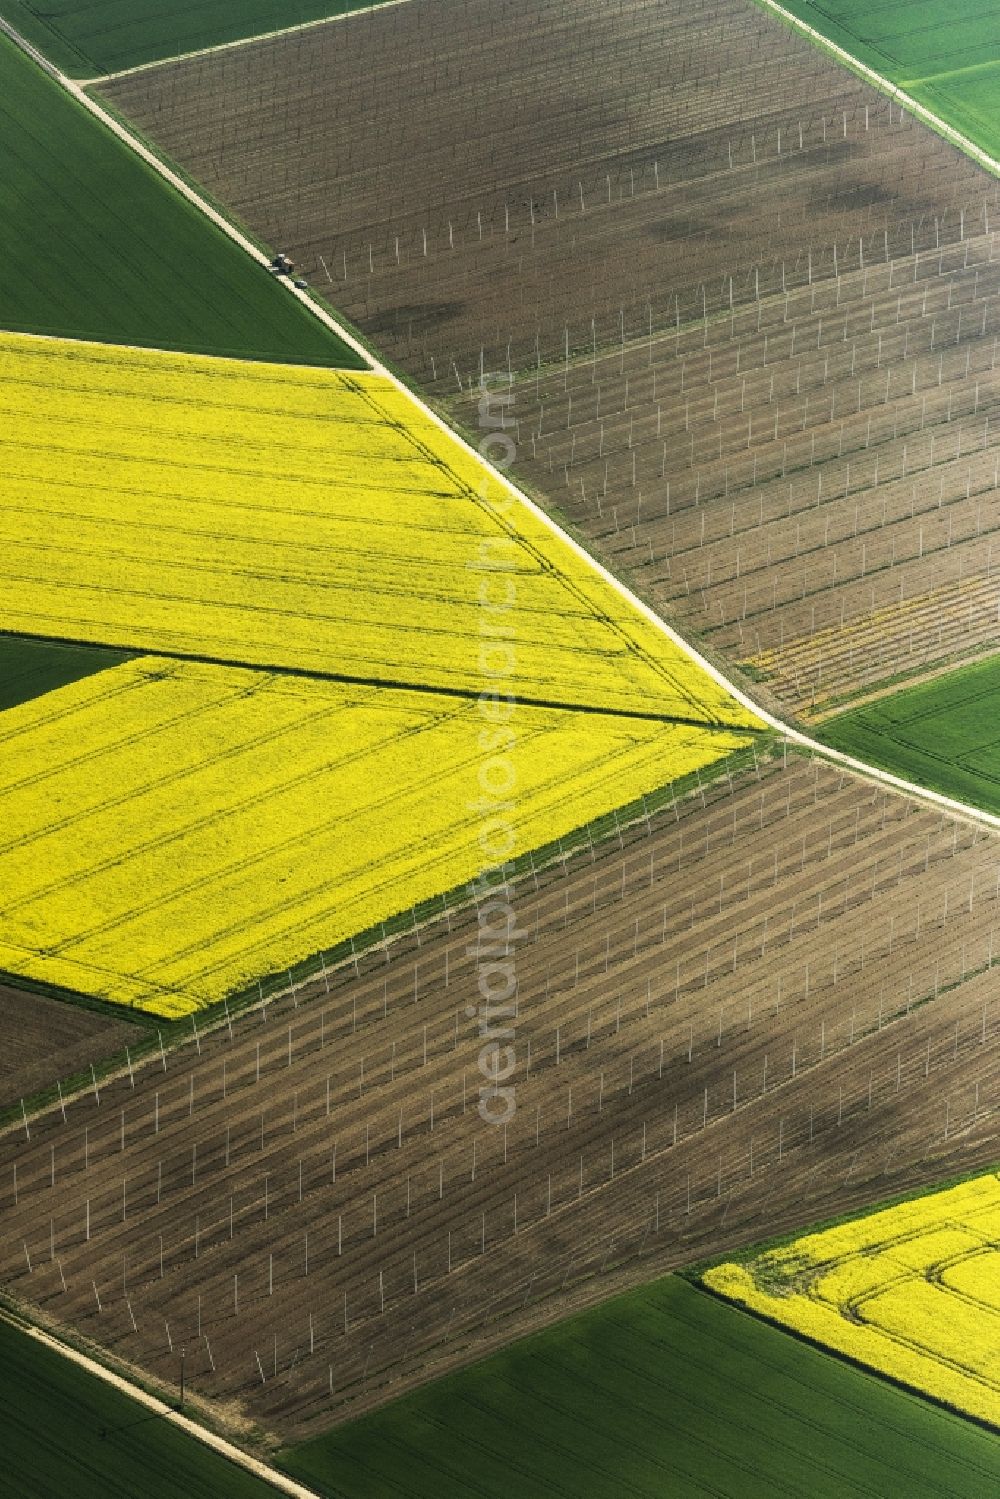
[0,657,750,1016]
[705,1173,1000,1426]
[942,1250,1000,1313]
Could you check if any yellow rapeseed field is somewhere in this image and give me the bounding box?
[705,1173,1000,1426]
[0,657,751,1016]
[0,332,758,727]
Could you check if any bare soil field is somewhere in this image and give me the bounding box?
[2,754,998,1440]
[473,230,1000,715]
[0,985,138,1115]
[102,0,1000,713]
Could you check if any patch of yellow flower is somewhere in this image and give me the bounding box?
[0,332,759,728]
[943,1250,1000,1313]
[705,1173,1000,1426]
[0,657,750,1017]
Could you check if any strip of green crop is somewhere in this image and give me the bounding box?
[0,0,398,77]
[0,1315,283,1498]
[0,635,133,714]
[0,35,362,365]
[818,655,1000,816]
[280,1276,1000,1498]
[765,0,1000,161]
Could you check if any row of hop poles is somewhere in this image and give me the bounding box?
[309,98,921,280]
[23,979,1000,1413]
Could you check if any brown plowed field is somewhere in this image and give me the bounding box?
[101,0,1000,711]
[0,985,137,1114]
[469,231,1000,714]
[3,755,998,1437]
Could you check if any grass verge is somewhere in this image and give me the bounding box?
[0,1311,283,1497]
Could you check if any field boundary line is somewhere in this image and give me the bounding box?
[4,17,1000,835]
[0,627,764,731]
[0,323,355,372]
[0,1307,322,1498]
[753,0,1000,177]
[82,0,415,86]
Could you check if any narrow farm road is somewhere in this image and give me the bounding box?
[86,0,416,87]
[0,1307,322,1498]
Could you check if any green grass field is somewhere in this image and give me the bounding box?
[771,0,1000,161]
[0,0,393,76]
[280,1277,1000,1498]
[819,655,1000,815]
[0,1316,282,1497]
[0,35,361,364]
[0,636,132,714]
